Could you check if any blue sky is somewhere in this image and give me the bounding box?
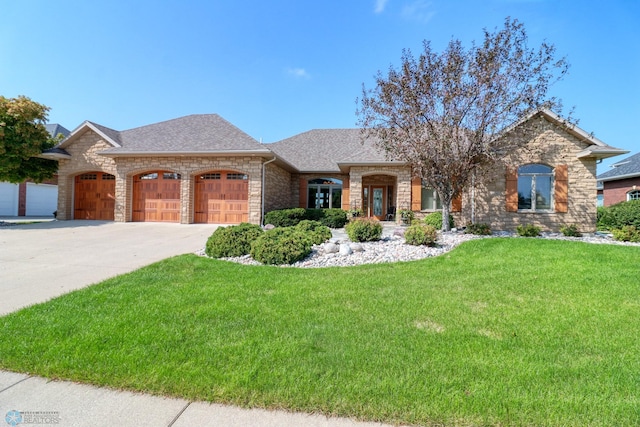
[1,0,638,172]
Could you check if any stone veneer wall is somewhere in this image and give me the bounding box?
[348,166,412,217]
[55,130,118,220]
[465,115,598,232]
[264,163,292,215]
[55,129,267,224]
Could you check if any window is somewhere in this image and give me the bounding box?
[200,173,220,180]
[79,173,97,180]
[628,190,640,201]
[421,183,442,211]
[227,173,248,180]
[597,194,604,207]
[307,178,342,209]
[139,173,158,180]
[162,172,181,180]
[517,164,553,211]
[102,174,115,180]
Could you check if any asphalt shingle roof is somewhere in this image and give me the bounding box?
[268,129,395,172]
[96,114,267,153]
[45,123,71,139]
[597,152,640,181]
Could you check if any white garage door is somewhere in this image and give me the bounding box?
[0,182,19,216]
[26,183,58,216]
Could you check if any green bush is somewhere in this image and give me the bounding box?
[250,228,313,265]
[399,209,414,224]
[560,224,582,237]
[345,218,383,242]
[264,208,307,227]
[264,208,348,228]
[465,222,492,235]
[611,225,640,242]
[597,200,640,230]
[319,208,349,228]
[205,223,263,258]
[404,224,438,246]
[295,220,332,245]
[516,224,542,237]
[423,211,455,230]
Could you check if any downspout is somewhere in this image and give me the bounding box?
[261,156,277,225]
[471,170,476,224]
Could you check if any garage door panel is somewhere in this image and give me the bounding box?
[74,173,115,220]
[0,182,19,216]
[133,172,181,223]
[195,171,248,224]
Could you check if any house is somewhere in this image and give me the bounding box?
[0,124,70,217]
[41,110,626,232]
[596,152,640,206]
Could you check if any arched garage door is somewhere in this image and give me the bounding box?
[133,171,181,222]
[194,171,248,224]
[74,172,115,220]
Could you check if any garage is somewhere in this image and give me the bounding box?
[194,171,248,224]
[74,172,116,220]
[132,171,181,222]
[0,182,19,216]
[26,183,58,216]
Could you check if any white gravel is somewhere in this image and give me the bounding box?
[197,228,638,268]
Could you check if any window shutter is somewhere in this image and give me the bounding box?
[299,178,307,208]
[341,177,350,211]
[505,167,518,212]
[451,193,462,212]
[554,164,568,213]
[411,177,422,211]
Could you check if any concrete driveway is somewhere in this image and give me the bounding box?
[0,220,218,315]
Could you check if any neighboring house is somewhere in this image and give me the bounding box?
[0,124,70,217]
[596,152,640,207]
[41,110,626,232]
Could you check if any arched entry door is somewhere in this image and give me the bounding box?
[74,172,115,220]
[194,171,248,223]
[132,171,181,222]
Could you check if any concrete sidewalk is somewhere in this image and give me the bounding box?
[0,371,396,427]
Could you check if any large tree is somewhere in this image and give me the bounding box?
[0,95,59,183]
[357,18,569,230]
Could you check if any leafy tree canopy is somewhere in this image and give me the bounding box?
[357,17,569,230]
[0,95,59,183]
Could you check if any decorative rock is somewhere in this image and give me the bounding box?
[263,224,275,230]
[339,244,353,256]
[324,242,339,253]
[393,228,406,237]
[350,243,364,252]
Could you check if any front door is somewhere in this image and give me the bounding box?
[372,187,384,220]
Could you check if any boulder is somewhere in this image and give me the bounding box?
[324,242,339,253]
[339,244,353,256]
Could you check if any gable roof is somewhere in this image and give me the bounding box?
[597,152,640,182]
[45,123,70,139]
[268,128,404,173]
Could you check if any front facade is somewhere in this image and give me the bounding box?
[43,111,626,232]
[596,152,640,206]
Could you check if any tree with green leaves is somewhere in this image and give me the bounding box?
[0,95,59,183]
[357,18,569,231]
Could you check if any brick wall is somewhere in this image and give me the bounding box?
[464,115,598,232]
[603,177,640,206]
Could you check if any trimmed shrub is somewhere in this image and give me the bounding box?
[404,224,438,246]
[399,209,414,225]
[516,224,542,237]
[597,200,640,230]
[345,218,383,242]
[205,223,263,258]
[295,220,332,245]
[423,211,455,230]
[611,225,640,242]
[250,228,313,265]
[304,208,324,222]
[319,208,349,228]
[560,224,582,237]
[264,208,306,227]
[465,222,492,235]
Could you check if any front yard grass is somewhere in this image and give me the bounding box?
[1,238,639,426]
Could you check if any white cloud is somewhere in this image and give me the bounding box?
[286,67,311,79]
[374,0,389,14]
[401,0,436,23]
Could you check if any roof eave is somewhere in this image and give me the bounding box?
[576,148,630,160]
[597,171,640,182]
[97,149,274,157]
[59,121,121,149]
[337,160,408,173]
[38,152,72,160]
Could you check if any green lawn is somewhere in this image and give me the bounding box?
[1,238,639,426]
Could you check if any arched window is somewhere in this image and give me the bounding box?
[517,164,553,211]
[307,178,342,209]
[628,190,640,201]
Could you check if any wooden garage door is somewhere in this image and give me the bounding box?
[194,172,248,224]
[133,172,181,222]
[74,172,115,220]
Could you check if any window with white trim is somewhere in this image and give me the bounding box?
[420,183,442,211]
[518,164,553,211]
[307,178,342,209]
[628,190,640,201]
